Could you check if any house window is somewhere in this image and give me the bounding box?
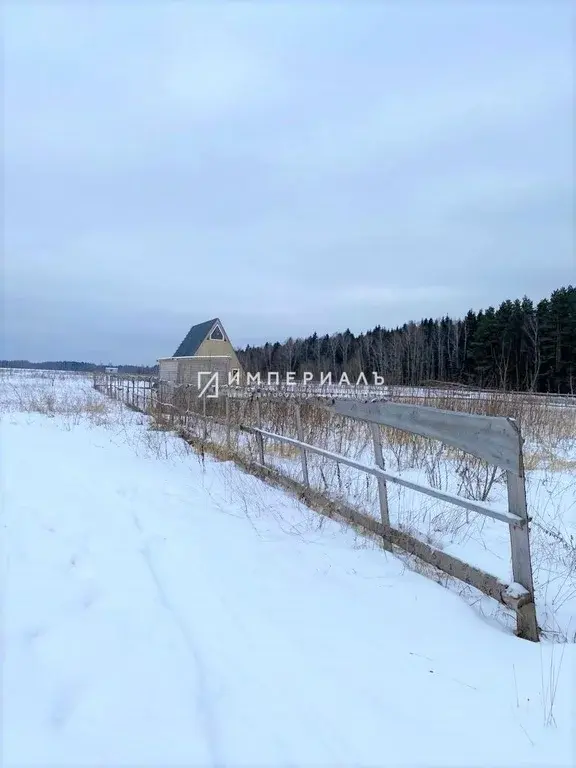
[210,325,224,340]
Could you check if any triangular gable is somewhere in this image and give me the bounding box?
[207,320,226,341]
[173,317,228,357]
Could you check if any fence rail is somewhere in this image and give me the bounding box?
[95,371,576,407]
[94,372,540,641]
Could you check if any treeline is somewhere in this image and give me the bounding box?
[237,286,576,394]
[0,360,158,375]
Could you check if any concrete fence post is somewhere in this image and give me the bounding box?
[506,420,539,641]
[371,422,392,551]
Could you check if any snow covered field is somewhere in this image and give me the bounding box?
[149,376,576,641]
[258,413,576,642]
[1,371,575,767]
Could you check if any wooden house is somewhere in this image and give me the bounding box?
[158,318,243,386]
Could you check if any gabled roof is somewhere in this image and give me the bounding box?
[173,318,224,357]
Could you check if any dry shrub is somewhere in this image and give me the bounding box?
[0,370,114,427]
[144,384,575,506]
[100,375,576,640]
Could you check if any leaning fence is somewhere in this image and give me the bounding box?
[94,372,540,642]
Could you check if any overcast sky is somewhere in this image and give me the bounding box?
[3,2,573,364]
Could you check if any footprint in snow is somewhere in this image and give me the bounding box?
[66,581,99,613]
[22,624,47,646]
[79,582,99,610]
[49,680,83,730]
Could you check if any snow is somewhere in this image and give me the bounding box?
[1,372,575,767]
[504,582,530,600]
[252,415,576,641]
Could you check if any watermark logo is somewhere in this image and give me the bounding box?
[195,371,385,397]
[197,372,220,399]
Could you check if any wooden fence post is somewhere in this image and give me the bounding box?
[371,422,392,551]
[156,382,162,415]
[254,397,265,466]
[506,421,539,641]
[295,404,309,486]
[184,385,190,431]
[202,393,208,440]
[225,392,231,451]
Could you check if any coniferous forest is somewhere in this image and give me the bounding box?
[237,286,576,394]
[3,286,574,393]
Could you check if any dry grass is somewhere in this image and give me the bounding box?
[8,370,573,641]
[129,378,576,641]
[0,370,114,427]
[135,380,575,516]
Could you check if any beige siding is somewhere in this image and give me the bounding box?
[177,356,232,386]
[195,338,243,375]
[160,320,244,388]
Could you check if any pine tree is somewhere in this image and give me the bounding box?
[235,286,575,393]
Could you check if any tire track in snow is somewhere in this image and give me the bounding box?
[134,521,223,768]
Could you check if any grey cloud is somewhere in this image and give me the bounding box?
[3,2,573,362]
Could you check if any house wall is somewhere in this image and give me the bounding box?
[176,356,232,386]
[159,322,245,386]
[195,338,243,375]
[159,358,178,383]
